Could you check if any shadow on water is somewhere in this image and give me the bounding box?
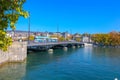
[23,48,82,80]
[26,48,80,70]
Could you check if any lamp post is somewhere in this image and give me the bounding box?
[28,11,30,44]
[57,24,59,41]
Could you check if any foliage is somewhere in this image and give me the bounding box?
[59,36,65,41]
[0,0,28,51]
[109,32,120,46]
[75,38,81,42]
[82,33,90,37]
[50,34,58,38]
[91,32,120,46]
[66,35,73,41]
[29,35,35,41]
[0,30,13,51]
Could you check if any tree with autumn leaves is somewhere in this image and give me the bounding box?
[91,31,120,47]
[109,32,120,46]
[0,0,28,51]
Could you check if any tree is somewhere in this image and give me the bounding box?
[0,0,28,51]
[91,34,110,46]
[82,33,90,37]
[109,31,120,46]
[29,35,35,41]
[59,36,65,41]
[66,35,73,41]
[75,38,81,42]
[91,32,120,47]
[50,34,58,38]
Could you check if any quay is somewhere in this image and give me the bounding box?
[0,42,27,66]
[0,41,85,66]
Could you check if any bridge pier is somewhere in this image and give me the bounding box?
[63,47,68,51]
[72,46,76,49]
[81,44,84,47]
[27,42,85,52]
[48,49,53,52]
[77,45,80,48]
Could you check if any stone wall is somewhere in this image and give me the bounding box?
[0,42,27,65]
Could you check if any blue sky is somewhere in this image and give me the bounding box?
[16,0,120,34]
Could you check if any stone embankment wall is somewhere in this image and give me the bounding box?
[0,42,27,65]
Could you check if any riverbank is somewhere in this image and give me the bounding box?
[93,44,120,48]
[0,42,27,66]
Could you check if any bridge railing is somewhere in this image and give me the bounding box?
[27,41,84,47]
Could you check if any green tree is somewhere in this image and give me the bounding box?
[29,35,35,41]
[0,0,28,51]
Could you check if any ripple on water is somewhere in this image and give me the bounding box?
[0,48,120,80]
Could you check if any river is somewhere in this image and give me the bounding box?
[0,47,120,80]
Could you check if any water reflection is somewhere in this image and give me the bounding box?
[83,47,93,61]
[0,62,26,80]
[26,48,78,69]
[92,47,120,72]
[92,47,120,58]
[23,48,79,80]
[0,47,120,80]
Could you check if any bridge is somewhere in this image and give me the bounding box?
[27,41,85,51]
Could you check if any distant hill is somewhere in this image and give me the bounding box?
[7,30,36,33]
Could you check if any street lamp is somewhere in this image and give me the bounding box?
[57,24,59,41]
[28,11,30,44]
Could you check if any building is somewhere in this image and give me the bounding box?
[73,33,81,42]
[34,36,58,43]
[82,36,92,43]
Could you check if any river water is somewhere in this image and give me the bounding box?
[0,47,120,80]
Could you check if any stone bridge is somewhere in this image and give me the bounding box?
[27,42,84,51]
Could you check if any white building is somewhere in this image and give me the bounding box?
[82,36,92,43]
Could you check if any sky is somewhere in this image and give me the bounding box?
[15,0,120,34]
